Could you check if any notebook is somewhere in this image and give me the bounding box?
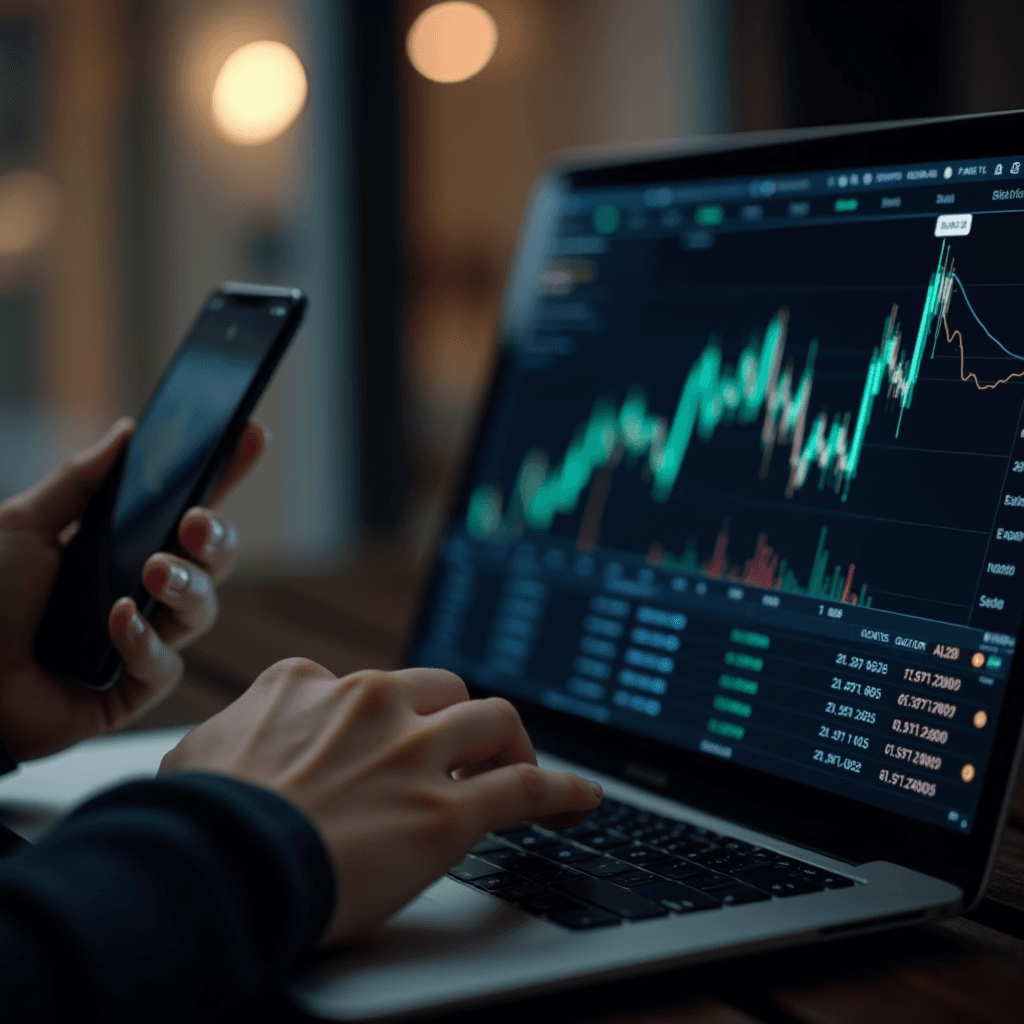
[295,111,1024,1020]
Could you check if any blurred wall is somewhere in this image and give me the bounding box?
[0,0,355,572]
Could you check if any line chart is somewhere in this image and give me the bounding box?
[938,272,1024,390]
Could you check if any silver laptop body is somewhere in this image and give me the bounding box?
[295,112,1024,1020]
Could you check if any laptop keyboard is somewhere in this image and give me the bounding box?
[447,797,855,929]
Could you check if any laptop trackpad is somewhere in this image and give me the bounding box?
[325,878,548,970]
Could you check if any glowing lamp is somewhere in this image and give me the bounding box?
[406,2,498,83]
[211,41,308,145]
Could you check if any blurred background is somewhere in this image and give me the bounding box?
[4,0,1024,575]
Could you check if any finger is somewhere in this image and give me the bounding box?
[459,763,602,835]
[0,418,134,534]
[141,555,217,645]
[108,597,184,701]
[386,667,469,715]
[206,420,268,508]
[177,509,238,581]
[428,697,536,773]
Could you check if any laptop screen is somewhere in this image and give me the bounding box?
[411,142,1024,836]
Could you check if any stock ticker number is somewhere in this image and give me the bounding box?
[831,676,883,698]
[884,742,943,771]
[878,768,938,798]
[892,717,949,744]
[836,653,888,674]
[896,692,957,718]
[825,700,876,724]
[903,668,962,691]
[818,725,870,749]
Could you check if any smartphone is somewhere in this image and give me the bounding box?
[32,282,307,689]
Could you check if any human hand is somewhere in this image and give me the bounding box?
[0,417,268,762]
[159,660,603,946]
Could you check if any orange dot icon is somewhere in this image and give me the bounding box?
[971,652,985,669]
[961,763,976,783]
[973,710,988,729]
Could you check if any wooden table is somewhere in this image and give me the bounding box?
[131,545,1024,1024]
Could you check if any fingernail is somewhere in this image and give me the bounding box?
[589,781,603,800]
[166,565,189,592]
[263,427,274,444]
[189,571,211,596]
[128,611,146,638]
[225,525,238,550]
[207,518,226,545]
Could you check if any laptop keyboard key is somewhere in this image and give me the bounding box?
[714,884,772,906]
[576,856,633,878]
[619,844,672,866]
[693,852,763,874]
[662,838,716,857]
[631,880,721,913]
[734,865,825,896]
[522,892,585,917]
[792,864,855,889]
[542,842,601,865]
[473,872,524,892]
[478,846,528,868]
[560,823,601,841]
[495,853,547,877]
[557,878,669,920]
[529,863,585,885]
[507,829,560,852]
[584,832,632,852]
[470,836,509,856]
[607,868,660,887]
[678,870,739,893]
[722,839,756,853]
[548,905,622,930]
[449,856,505,882]
[493,882,548,903]
[650,856,699,878]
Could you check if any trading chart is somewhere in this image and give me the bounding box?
[413,159,1024,832]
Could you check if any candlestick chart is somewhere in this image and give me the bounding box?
[467,237,1023,544]
[461,229,1024,622]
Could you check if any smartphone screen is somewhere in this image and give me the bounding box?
[33,286,306,688]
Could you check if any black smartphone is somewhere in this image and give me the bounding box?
[32,282,307,689]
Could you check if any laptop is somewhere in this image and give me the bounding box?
[295,111,1024,1020]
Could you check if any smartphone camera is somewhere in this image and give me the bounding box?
[269,304,287,317]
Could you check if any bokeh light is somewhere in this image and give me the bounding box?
[0,170,59,256]
[211,40,307,145]
[406,2,498,83]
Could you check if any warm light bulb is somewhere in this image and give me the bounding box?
[0,170,59,256]
[211,40,307,145]
[406,2,498,83]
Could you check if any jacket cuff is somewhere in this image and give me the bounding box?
[0,732,17,777]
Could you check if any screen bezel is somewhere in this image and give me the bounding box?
[405,110,1024,902]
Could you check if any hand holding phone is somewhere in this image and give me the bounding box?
[0,284,307,768]
[0,417,267,762]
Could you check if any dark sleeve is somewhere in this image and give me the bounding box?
[0,772,335,1022]
[0,732,16,776]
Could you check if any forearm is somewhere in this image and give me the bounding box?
[0,773,334,1021]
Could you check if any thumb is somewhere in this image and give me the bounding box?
[0,418,134,536]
